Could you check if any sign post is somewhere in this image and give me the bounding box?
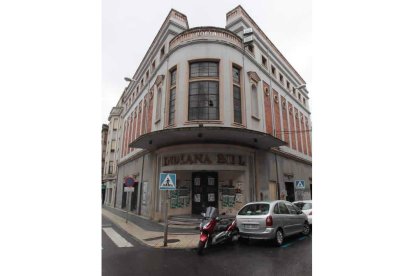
[125,177,135,224]
[159,173,176,247]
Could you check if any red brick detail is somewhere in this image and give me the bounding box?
[300,112,308,155]
[130,109,136,153]
[288,102,296,150]
[146,91,154,133]
[142,97,148,135]
[305,117,312,156]
[262,82,272,135]
[136,101,142,137]
[280,96,290,146]
[127,117,133,154]
[294,108,303,153]
[121,121,127,157]
[272,90,282,140]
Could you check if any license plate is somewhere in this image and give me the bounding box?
[244,224,259,230]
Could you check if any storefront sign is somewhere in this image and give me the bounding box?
[163,153,246,166]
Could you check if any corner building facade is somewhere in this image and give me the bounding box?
[110,6,312,221]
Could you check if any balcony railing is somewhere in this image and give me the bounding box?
[169,27,243,51]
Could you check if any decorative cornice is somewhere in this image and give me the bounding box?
[155,74,165,86]
[247,71,261,83]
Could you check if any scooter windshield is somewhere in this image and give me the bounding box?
[205,207,218,218]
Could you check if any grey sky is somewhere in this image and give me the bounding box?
[102,0,311,123]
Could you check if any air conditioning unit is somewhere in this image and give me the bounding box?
[243,28,253,36]
[243,35,253,44]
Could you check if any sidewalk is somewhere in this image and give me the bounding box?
[102,206,200,249]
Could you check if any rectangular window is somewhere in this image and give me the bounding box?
[261,55,267,67]
[160,45,165,58]
[111,140,116,152]
[188,61,219,121]
[247,44,254,54]
[279,73,284,83]
[113,118,118,130]
[190,62,218,78]
[232,66,242,124]
[188,81,219,120]
[168,68,177,125]
[271,65,276,75]
[287,81,290,90]
[108,161,113,174]
[152,60,156,72]
[146,70,149,80]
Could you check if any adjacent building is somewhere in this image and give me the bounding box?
[101,124,109,204]
[103,6,312,220]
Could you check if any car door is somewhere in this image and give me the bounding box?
[285,201,303,234]
[277,202,293,236]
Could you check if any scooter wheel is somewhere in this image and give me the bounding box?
[197,241,205,255]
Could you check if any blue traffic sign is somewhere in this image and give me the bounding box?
[159,173,176,190]
[295,180,305,189]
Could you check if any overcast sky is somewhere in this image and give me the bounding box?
[102,0,311,123]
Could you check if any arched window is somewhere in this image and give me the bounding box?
[251,84,259,118]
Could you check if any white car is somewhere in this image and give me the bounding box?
[293,200,312,225]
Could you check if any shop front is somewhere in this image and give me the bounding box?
[156,146,254,217]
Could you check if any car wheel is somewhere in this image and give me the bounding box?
[302,222,310,236]
[275,229,284,246]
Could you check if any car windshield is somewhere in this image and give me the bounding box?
[294,202,312,210]
[238,203,270,215]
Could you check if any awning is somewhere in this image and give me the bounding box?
[129,126,286,151]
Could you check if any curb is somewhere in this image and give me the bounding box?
[102,208,199,250]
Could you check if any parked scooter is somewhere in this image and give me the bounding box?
[197,207,239,255]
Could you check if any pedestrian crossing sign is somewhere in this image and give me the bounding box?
[159,173,176,190]
[295,180,305,189]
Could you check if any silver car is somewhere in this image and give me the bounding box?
[236,200,310,246]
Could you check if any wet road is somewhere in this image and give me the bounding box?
[102,216,312,276]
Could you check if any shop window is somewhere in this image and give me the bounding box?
[188,61,219,121]
[233,66,242,124]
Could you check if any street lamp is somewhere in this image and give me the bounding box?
[124,77,138,82]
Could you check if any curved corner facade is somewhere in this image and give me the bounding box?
[103,7,312,221]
